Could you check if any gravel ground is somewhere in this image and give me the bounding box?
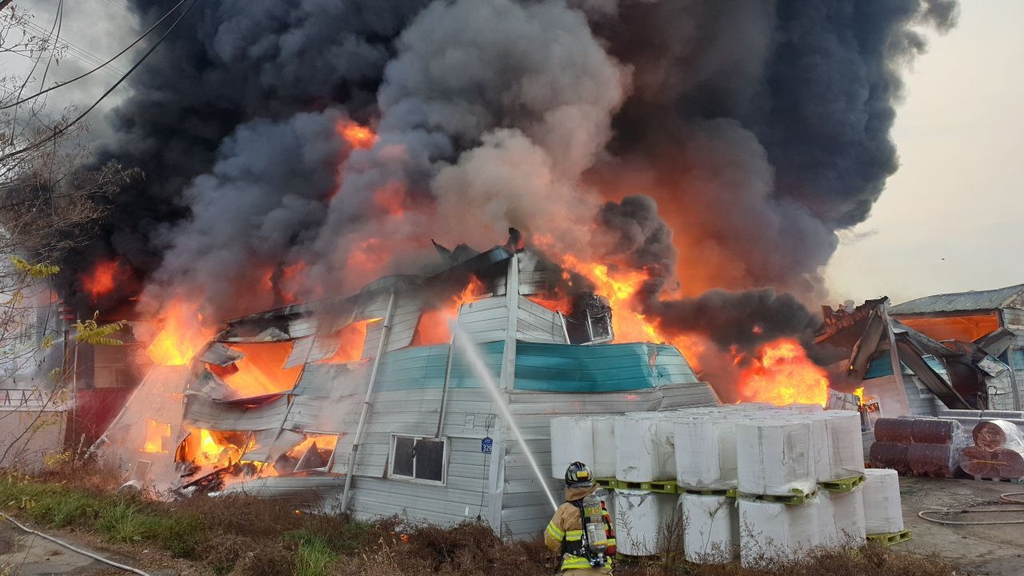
[897,475,1024,576]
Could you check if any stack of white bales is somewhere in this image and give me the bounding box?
[613,412,680,556]
[549,405,890,564]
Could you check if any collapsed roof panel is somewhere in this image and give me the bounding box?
[184,393,290,432]
[890,283,1024,315]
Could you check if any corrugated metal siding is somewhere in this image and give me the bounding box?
[516,252,559,297]
[514,342,699,392]
[183,395,289,431]
[370,343,504,392]
[891,284,1024,315]
[516,296,567,344]
[458,297,508,344]
[904,375,941,416]
[1003,309,1024,328]
[340,385,495,476]
[285,363,370,432]
[863,375,910,417]
[501,437,562,537]
[363,296,422,358]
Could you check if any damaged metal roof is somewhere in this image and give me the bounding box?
[891,283,1024,315]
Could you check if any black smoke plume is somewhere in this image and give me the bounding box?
[57,0,958,366]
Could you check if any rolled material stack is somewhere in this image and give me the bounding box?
[870,417,964,477]
[959,420,1024,480]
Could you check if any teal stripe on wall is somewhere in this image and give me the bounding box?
[371,341,697,393]
[373,342,504,392]
[514,342,697,392]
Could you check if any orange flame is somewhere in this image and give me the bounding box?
[184,428,253,468]
[145,301,212,366]
[82,259,120,300]
[210,342,302,398]
[737,338,829,406]
[287,434,338,458]
[556,255,710,367]
[143,419,171,453]
[338,120,377,149]
[321,319,378,364]
[412,276,488,345]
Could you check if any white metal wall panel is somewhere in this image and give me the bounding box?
[183,395,290,431]
[516,296,567,344]
[516,252,559,297]
[457,297,508,344]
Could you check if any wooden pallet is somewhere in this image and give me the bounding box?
[738,490,817,506]
[971,476,1023,483]
[614,552,662,563]
[678,486,738,498]
[595,477,617,489]
[819,474,866,493]
[615,479,678,494]
[866,529,912,546]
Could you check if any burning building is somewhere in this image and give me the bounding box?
[21,0,960,534]
[817,286,1024,446]
[94,244,717,536]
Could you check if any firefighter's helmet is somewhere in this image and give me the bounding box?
[564,461,594,488]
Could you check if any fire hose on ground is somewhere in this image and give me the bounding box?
[918,492,1024,526]
[1,512,153,576]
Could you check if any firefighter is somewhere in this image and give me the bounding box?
[544,461,616,574]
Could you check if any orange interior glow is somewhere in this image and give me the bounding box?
[179,427,254,469]
[321,319,377,363]
[142,419,171,453]
[209,341,302,398]
[287,434,338,458]
[412,277,488,345]
[736,338,829,407]
[82,259,120,300]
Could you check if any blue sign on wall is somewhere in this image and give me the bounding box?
[481,437,493,454]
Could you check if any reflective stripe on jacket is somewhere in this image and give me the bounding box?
[543,486,616,572]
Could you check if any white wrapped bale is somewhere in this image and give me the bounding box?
[615,415,675,482]
[823,410,866,480]
[808,411,866,482]
[550,417,594,479]
[681,493,737,563]
[675,417,738,489]
[782,403,825,414]
[614,490,677,556]
[591,417,616,478]
[736,420,816,496]
[863,468,904,533]
[739,497,820,567]
[807,416,831,483]
[817,488,866,548]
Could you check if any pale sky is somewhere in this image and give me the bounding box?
[824,0,1024,305]
[9,1,1022,308]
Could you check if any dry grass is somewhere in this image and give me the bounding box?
[0,462,957,576]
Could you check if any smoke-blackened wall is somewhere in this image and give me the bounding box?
[63,0,958,361]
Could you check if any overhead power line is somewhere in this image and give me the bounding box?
[3,0,190,111]
[0,0,199,165]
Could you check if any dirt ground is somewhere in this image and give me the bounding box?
[898,476,1024,576]
[3,475,1024,575]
